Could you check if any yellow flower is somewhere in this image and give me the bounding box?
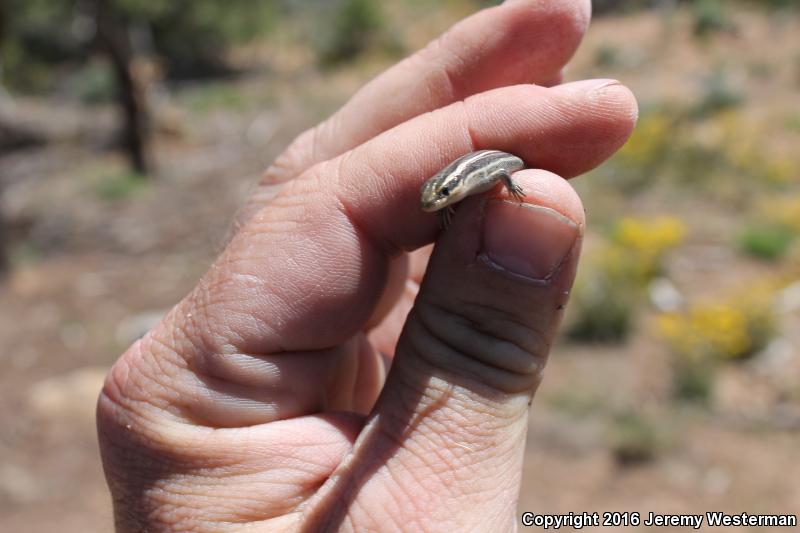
[657,290,776,361]
[761,193,800,232]
[616,112,673,168]
[610,217,687,283]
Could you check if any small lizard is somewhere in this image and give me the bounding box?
[420,150,526,227]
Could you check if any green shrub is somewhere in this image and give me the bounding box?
[659,286,777,405]
[608,411,662,465]
[566,273,636,343]
[93,170,148,201]
[180,82,246,112]
[63,61,117,104]
[594,45,621,68]
[738,223,794,261]
[785,114,800,133]
[592,0,654,16]
[691,0,734,39]
[548,387,608,418]
[317,0,385,66]
[740,0,797,9]
[672,357,715,404]
[691,71,743,118]
[608,108,682,191]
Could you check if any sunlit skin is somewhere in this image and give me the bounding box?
[97,1,638,531]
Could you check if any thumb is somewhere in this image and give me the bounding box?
[306,170,584,531]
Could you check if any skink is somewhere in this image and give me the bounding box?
[420,150,526,226]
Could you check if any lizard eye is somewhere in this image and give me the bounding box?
[440,186,449,197]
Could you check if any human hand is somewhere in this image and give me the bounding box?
[97,1,637,531]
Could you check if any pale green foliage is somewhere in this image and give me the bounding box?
[608,411,665,465]
[317,0,387,66]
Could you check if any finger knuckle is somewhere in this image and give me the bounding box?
[408,300,548,394]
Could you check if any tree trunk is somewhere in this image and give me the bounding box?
[94,0,151,175]
[0,0,8,277]
[0,213,8,277]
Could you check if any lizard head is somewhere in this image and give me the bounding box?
[420,172,462,212]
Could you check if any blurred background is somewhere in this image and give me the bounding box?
[1,0,799,531]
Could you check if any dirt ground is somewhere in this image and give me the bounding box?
[1,6,799,532]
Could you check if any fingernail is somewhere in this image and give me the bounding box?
[481,200,579,281]
[554,78,621,94]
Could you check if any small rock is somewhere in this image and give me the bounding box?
[704,467,731,496]
[648,277,684,312]
[59,322,88,351]
[776,281,800,314]
[0,463,42,504]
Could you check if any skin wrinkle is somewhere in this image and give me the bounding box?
[405,310,541,395]
[461,292,552,342]
[266,128,313,185]
[378,460,429,523]
[408,419,500,488]
[189,275,262,356]
[202,214,375,356]
[98,392,175,454]
[217,490,304,525]
[345,500,399,533]
[427,35,470,102]
[381,393,463,465]
[99,401,189,464]
[199,351,305,389]
[102,394,233,466]
[265,128,311,182]
[310,116,332,166]
[332,131,408,201]
[218,488,301,524]
[416,298,546,374]
[151,472,308,510]
[328,155,403,260]
[206,312,274,357]
[347,468,425,532]
[101,416,357,526]
[417,388,517,438]
[180,294,215,360]
[405,425,460,478]
[146,333,185,385]
[186,378,281,427]
[391,351,527,436]
[416,52,457,107]
[453,296,553,355]
[315,114,344,166]
[113,338,182,411]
